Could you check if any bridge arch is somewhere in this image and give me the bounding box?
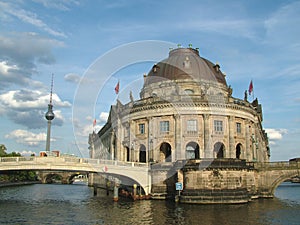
[100,172,148,196]
[43,173,63,184]
[269,170,299,195]
[39,171,88,184]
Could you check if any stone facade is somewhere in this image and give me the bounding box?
[88,47,270,203]
[89,47,269,164]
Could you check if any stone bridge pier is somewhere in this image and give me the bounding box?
[37,171,87,184]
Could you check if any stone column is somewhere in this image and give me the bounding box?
[113,184,119,202]
[203,114,211,158]
[116,118,122,161]
[147,117,153,162]
[174,114,182,160]
[245,121,251,161]
[110,130,115,160]
[228,116,235,158]
[129,121,135,161]
[133,183,138,200]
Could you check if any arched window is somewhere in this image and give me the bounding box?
[139,144,146,163]
[186,142,200,159]
[160,142,172,162]
[236,143,242,159]
[214,142,225,158]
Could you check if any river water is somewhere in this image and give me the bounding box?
[0,182,299,225]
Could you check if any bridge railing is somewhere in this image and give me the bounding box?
[0,157,149,168]
[254,161,300,170]
[0,157,35,162]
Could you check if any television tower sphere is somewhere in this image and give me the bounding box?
[45,104,55,121]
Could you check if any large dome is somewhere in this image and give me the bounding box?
[144,47,227,86]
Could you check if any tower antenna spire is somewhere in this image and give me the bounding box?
[50,73,54,104]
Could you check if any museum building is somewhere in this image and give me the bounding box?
[88,46,271,203]
[89,47,270,165]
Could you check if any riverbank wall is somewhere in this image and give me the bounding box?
[0,181,41,188]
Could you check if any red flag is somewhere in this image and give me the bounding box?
[248,80,253,95]
[93,119,96,127]
[114,81,119,94]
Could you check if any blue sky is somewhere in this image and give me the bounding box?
[0,0,299,161]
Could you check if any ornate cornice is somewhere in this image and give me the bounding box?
[128,100,258,116]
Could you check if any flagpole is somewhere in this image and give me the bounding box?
[93,119,96,133]
[248,79,254,101]
[115,80,120,99]
[252,79,254,101]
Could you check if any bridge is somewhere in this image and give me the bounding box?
[0,156,151,195]
[0,156,299,201]
[253,160,300,197]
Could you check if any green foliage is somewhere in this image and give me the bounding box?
[0,144,7,157]
[0,145,38,182]
[6,152,21,157]
[0,171,38,182]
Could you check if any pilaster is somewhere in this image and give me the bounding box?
[245,120,251,161]
[174,114,182,160]
[203,114,211,158]
[228,116,235,158]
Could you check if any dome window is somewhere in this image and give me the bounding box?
[214,62,220,72]
[183,56,190,69]
[184,89,194,95]
[152,64,160,73]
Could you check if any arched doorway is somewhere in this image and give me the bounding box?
[214,142,225,158]
[139,144,146,163]
[186,142,200,159]
[236,143,242,159]
[160,142,172,162]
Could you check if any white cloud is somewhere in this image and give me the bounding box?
[0,60,18,75]
[0,89,71,110]
[0,2,66,37]
[99,112,109,123]
[5,129,55,147]
[0,89,70,128]
[264,1,300,48]
[32,0,80,11]
[0,32,64,88]
[265,128,288,145]
[85,112,108,128]
[19,150,36,156]
[64,73,81,84]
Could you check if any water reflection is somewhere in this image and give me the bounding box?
[0,183,299,224]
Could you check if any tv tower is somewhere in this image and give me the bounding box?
[45,74,55,153]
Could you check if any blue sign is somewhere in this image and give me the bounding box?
[175,182,183,191]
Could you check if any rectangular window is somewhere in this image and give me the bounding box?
[214,120,223,132]
[139,123,145,134]
[236,122,242,134]
[160,121,169,133]
[187,120,197,132]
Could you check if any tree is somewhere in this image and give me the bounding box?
[0,144,7,156]
[6,152,21,157]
